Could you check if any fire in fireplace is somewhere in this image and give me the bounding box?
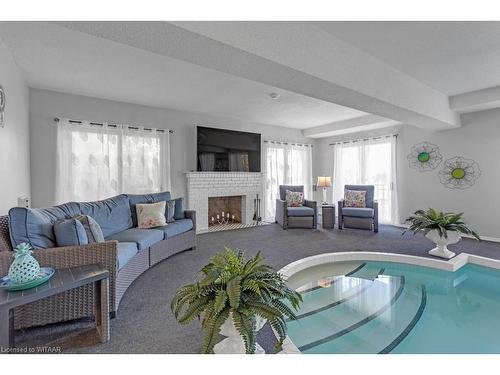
[208,196,242,227]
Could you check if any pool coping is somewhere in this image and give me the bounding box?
[274,251,500,354]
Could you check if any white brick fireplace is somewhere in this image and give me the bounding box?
[185,172,263,233]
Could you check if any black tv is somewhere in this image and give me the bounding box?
[197,126,261,172]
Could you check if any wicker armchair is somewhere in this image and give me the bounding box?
[275,185,317,229]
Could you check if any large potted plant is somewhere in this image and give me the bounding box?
[404,208,480,259]
[171,247,302,354]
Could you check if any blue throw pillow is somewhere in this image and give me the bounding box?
[75,215,105,243]
[173,198,185,220]
[165,200,176,223]
[54,218,89,247]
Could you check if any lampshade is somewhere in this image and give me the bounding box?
[316,176,332,188]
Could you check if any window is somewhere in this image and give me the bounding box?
[333,136,398,224]
[56,119,170,203]
[263,141,313,221]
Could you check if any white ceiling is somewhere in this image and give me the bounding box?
[0,22,366,129]
[314,21,500,96]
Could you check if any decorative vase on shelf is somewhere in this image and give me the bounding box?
[213,312,266,354]
[8,243,40,284]
[426,230,461,259]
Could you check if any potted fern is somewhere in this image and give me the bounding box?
[404,208,480,259]
[171,247,302,354]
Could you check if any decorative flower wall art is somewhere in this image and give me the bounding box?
[407,142,442,171]
[438,156,481,189]
[0,85,5,128]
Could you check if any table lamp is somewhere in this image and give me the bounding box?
[316,176,332,205]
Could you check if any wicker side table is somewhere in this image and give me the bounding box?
[321,205,335,229]
[0,264,110,352]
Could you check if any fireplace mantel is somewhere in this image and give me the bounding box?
[185,171,264,233]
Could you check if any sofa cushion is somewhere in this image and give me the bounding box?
[53,218,89,247]
[287,206,315,217]
[117,242,139,270]
[106,228,164,251]
[159,219,193,239]
[75,215,105,243]
[173,198,185,220]
[78,195,133,237]
[136,201,167,229]
[127,192,171,226]
[342,207,375,218]
[9,202,81,249]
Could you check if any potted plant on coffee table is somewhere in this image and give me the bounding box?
[171,247,302,354]
[404,208,480,259]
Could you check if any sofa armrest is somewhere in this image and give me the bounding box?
[337,199,344,229]
[184,209,196,231]
[373,201,379,233]
[0,241,118,311]
[275,199,287,229]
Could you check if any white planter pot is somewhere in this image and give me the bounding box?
[213,312,266,354]
[426,229,461,259]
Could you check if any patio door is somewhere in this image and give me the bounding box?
[332,135,398,224]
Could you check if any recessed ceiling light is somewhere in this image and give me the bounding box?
[269,92,280,100]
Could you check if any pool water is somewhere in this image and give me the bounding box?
[286,261,500,354]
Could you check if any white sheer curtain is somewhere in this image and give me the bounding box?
[333,135,398,224]
[56,118,171,203]
[263,141,313,221]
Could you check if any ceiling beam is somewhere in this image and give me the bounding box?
[303,115,400,138]
[450,85,500,113]
[57,21,460,131]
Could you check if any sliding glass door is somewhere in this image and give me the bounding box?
[263,141,313,221]
[333,136,398,224]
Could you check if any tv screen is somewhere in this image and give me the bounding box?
[197,126,261,172]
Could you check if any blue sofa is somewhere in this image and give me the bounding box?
[0,192,196,329]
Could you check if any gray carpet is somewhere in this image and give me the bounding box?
[15,224,500,353]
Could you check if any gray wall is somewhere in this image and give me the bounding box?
[29,88,316,208]
[316,111,500,238]
[0,38,30,215]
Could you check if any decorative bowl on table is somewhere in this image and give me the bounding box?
[0,267,55,291]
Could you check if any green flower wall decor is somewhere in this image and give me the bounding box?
[407,142,442,171]
[438,156,481,189]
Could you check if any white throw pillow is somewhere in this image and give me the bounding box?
[136,201,167,229]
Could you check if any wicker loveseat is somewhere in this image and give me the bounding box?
[0,192,196,330]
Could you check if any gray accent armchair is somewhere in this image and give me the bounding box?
[275,185,317,229]
[338,185,378,233]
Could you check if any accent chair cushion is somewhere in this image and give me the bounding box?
[78,194,132,237]
[279,185,304,201]
[344,190,367,208]
[165,200,176,223]
[9,202,81,249]
[342,207,375,218]
[106,228,164,251]
[136,201,167,229]
[345,185,375,208]
[117,242,139,270]
[127,192,171,226]
[53,218,89,247]
[173,198,185,220]
[287,206,315,217]
[75,215,105,243]
[285,190,304,207]
[158,218,194,239]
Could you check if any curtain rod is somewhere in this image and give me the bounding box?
[264,140,313,147]
[54,117,173,134]
[329,133,397,146]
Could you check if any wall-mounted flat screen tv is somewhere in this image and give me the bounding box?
[197,126,261,172]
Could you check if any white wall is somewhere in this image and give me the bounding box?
[29,88,315,208]
[0,38,30,215]
[316,112,500,238]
